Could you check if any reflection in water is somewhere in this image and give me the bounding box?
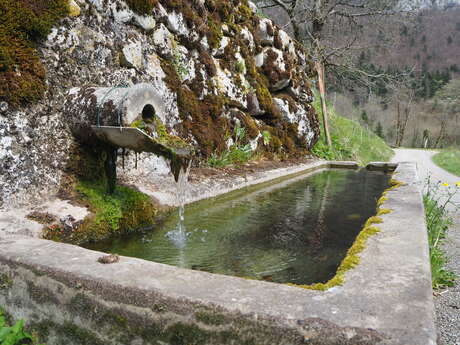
[85,169,389,285]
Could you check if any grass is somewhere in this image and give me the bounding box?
[311,93,394,165]
[432,148,460,177]
[423,179,458,289]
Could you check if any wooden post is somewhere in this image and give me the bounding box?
[315,61,332,148]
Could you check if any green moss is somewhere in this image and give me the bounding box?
[207,18,224,49]
[195,311,226,326]
[364,216,383,228]
[237,3,254,20]
[168,323,211,345]
[377,196,388,207]
[388,178,404,190]
[153,117,189,149]
[130,119,146,130]
[292,176,403,291]
[60,321,106,345]
[0,273,13,290]
[125,0,158,15]
[75,181,157,243]
[377,208,392,216]
[46,178,158,244]
[0,0,69,107]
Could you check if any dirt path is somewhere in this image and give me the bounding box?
[392,149,460,345]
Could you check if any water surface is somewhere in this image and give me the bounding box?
[86,169,389,285]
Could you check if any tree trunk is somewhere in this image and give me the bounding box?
[315,61,332,148]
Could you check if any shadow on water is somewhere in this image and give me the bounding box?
[85,169,390,285]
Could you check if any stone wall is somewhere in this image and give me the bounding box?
[0,0,319,208]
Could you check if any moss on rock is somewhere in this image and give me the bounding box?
[50,143,159,245]
[125,0,158,15]
[0,0,69,107]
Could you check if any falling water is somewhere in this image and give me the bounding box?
[166,160,192,249]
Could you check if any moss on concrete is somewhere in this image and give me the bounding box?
[27,281,60,305]
[195,310,227,326]
[51,143,159,245]
[0,273,13,290]
[292,175,400,291]
[70,180,157,244]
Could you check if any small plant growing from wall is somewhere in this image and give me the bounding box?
[208,125,253,167]
[171,38,189,82]
[262,130,271,146]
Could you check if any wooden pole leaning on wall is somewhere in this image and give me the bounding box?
[315,61,332,148]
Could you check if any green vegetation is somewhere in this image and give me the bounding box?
[423,179,458,289]
[432,149,460,177]
[207,126,253,167]
[0,0,69,106]
[45,177,158,244]
[0,309,41,345]
[54,142,162,245]
[125,0,158,15]
[311,93,394,165]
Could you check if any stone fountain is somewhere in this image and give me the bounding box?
[65,83,192,192]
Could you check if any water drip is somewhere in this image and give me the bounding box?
[166,160,192,249]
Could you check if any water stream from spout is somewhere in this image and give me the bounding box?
[166,160,192,249]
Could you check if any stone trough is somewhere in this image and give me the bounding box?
[0,161,436,345]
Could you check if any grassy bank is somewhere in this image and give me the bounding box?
[423,181,457,289]
[432,149,460,177]
[312,95,394,165]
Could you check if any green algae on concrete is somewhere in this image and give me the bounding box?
[294,175,404,291]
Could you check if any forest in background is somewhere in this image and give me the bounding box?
[256,1,460,148]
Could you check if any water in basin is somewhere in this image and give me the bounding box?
[85,169,390,285]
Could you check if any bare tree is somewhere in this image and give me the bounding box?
[255,0,420,147]
[391,84,415,147]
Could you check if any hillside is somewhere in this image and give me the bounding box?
[375,6,460,73]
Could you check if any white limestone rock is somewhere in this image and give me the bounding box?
[212,36,230,57]
[256,47,291,91]
[120,41,143,69]
[256,18,274,46]
[240,27,255,51]
[110,1,133,23]
[274,98,315,146]
[166,11,189,36]
[248,1,258,13]
[133,14,156,31]
[213,61,247,107]
[153,24,175,57]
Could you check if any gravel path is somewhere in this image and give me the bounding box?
[392,149,460,345]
